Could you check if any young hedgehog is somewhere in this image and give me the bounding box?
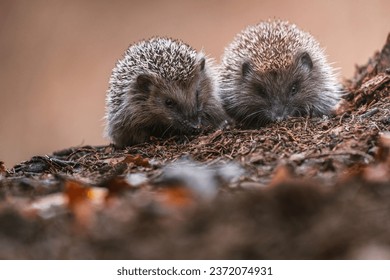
[105,37,227,147]
[219,20,341,128]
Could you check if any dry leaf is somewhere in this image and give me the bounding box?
[269,165,294,187]
[157,185,194,207]
[122,154,150,167]
[0,161,6,177]
[377,132,390,163]
[64,180,93,209]
[24,193,67,219]
[101,177,133,200]
[363,164,389,183]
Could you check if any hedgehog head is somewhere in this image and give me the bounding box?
[220,20,341,128]
[130,52,211,135]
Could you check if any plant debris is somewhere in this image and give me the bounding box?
[1,33,390,259]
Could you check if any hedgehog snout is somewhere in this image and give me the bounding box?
[270,105,288,122]
[189,123,202,134]
[181,120,201,134]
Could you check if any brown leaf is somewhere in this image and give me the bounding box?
[363,164,390,183]
[64,180,93,209]
[269,165,294,187]
[64,180,108,231]
[101,177,133,200]
[0,161,6,176]
[122,154,150,167]
[157,185,194,207]
[376,132,390,163]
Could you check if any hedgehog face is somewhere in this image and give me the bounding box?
[131,58,214,136]
[234,52,323,128]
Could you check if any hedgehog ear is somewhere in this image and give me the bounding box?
[298,52,313,73]
[136,74,153,94]
[199,57,206,71]
[242,61,252,78]
[195,56,206,73]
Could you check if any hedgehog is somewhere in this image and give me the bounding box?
[219,20,342,128]
[105,37,227,147]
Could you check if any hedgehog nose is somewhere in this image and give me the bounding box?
[189,123,201,134]
[275,116,284,122]
[272,106,287,122]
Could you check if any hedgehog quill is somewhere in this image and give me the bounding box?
[105,37,227,147]
[220,20,342,128]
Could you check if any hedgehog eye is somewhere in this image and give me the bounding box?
[256,85,266,97]
[290,83,299,96]
[165,98,176,108]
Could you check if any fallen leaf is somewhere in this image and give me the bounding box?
[24,193,67,219]
[269,165,294,187]
[101,177,134,200]
[363,164,390,183]
[0,161,6,177]
[122,154,150,167]
[157,185,194,207]
[377,132,390,163]
[64,180,93,209]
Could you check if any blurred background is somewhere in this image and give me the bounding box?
[0,0,389,167]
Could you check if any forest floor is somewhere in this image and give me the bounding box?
[1,34,390,259]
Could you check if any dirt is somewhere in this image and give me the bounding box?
[1,34,390,260]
